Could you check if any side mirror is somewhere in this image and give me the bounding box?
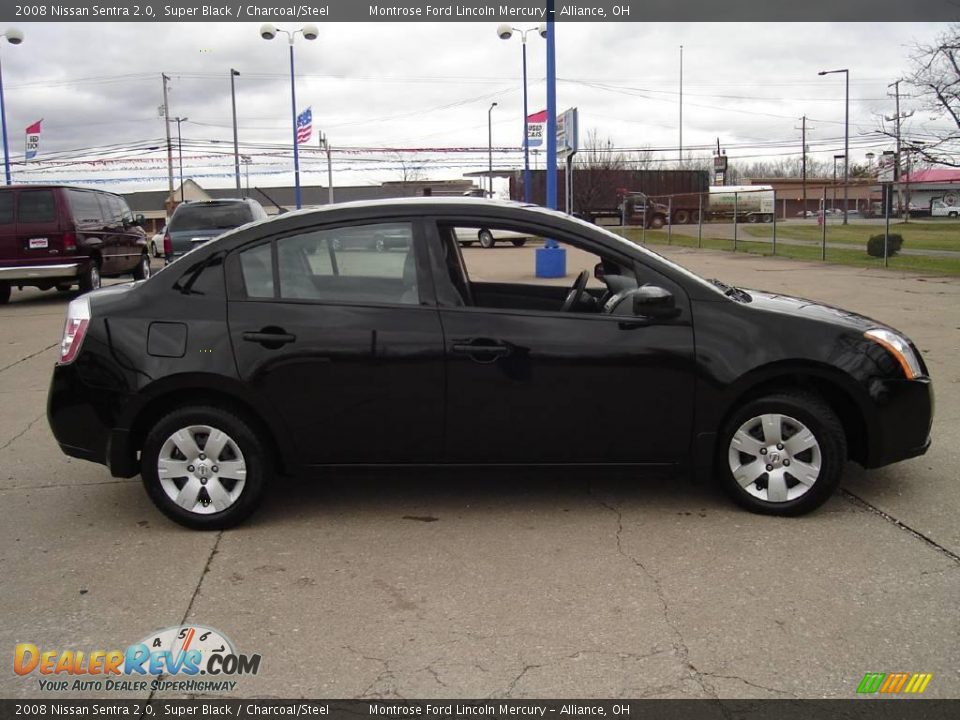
[631,285,678,318]
[593,262,605,280]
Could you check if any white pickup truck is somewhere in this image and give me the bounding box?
[930,197,960,218]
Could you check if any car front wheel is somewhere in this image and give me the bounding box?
[478,229,496,248]
[140,406,267,530]
[718,391,845,516]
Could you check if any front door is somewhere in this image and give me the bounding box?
[431,221,696,465]
[227,219,445,466]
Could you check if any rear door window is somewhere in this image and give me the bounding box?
[18,190,56,224]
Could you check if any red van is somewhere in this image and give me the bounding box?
[0,185,150,304]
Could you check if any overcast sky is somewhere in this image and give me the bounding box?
[0,21,949,194]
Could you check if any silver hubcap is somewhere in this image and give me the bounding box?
[728,413,822,503]
[91,265,101,288]
[157,425,247,515]
[142,256,151,278]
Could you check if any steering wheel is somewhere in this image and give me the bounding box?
[560,270,590,312]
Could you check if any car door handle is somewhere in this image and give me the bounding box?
[452,342,510,363]
[242,330,296,347]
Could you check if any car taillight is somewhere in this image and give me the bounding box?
[63,232,77,252]
[163,232,172,256]
[58,296,91,365]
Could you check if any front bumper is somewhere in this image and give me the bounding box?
[863,376,934,468]
[0,263,80,282]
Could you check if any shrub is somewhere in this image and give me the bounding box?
[867,233,904,258]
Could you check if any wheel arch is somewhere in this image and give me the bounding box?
[712,362,872,467]
[125,378,295,477]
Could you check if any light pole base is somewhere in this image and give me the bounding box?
[535,245,566,278]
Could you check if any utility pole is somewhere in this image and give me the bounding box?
[161,73,174,214]
[801,116,807,216]
[230,69,241,192]
[679,45,683,167]
[319,132,333,204]
[886,80,914,221]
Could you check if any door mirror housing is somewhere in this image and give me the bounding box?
[631,285,677,318]
[593,262,605,280]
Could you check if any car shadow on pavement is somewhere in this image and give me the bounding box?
[252,468,729,527]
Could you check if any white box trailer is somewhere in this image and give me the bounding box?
[707,185,775,223]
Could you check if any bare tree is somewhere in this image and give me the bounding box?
[390,152,425,195]
[573,129,629,212]
[882,24,960,166]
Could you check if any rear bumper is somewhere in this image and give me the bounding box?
[0,263,81,282]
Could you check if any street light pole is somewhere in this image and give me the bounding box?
[174,117,188,203]
[497,24,545,204]
[487,102,497,198]
[819,68,849,224]
[260,23,318,210]
[0,28,24,186]
[230,68,241,192]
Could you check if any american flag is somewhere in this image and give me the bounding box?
[296,107,312,145]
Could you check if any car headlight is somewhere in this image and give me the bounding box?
[865,329,924,379]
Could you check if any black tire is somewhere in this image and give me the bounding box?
[690,210,701,224]
[460,240,476,247]
[151,240,162,258]
[56,284,73,293]
[0,283,9,304]
[747,214,760,224]
[140,406,267,530]
[717,391,846,517]
[511,238,527,247]
[78,260,101,294]
[673,209,691,225]
[649,215,666,230]
[950,212,958,219]
[478,229,496,249]
[132,253,151,281]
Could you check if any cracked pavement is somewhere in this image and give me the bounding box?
[1,249,958,700]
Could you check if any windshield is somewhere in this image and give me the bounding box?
[169,203,252,231]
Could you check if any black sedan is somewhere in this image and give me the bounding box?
[47,199,933,529]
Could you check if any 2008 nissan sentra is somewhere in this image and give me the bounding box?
[46,199,933,529]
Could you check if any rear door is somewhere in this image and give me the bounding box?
[16,188,63,267]
[226,218,446,466]
[112,195,142,271]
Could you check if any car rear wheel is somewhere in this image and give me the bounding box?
[511,238,527,247]
[649,215,666,229]
[478,229,496,248]
[133,253,151,281]
[673,209,691,225]
[718,391,845,516]
[78,261,101,294]
[0,283,9,304]
[141,406,266,530]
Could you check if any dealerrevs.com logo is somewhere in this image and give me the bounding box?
[14,625,262,693]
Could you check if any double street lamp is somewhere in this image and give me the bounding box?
[260,23,318,210]
[496,24,546,204]
[0,27,24,186]
[819,68,849,224]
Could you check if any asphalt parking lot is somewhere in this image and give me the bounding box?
[1,246,958,700]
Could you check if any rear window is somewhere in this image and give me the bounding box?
[0,192,12,225]
[169,203,252,232]
[18,190,56,223]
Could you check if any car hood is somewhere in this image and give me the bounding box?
[744,288,894,334]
